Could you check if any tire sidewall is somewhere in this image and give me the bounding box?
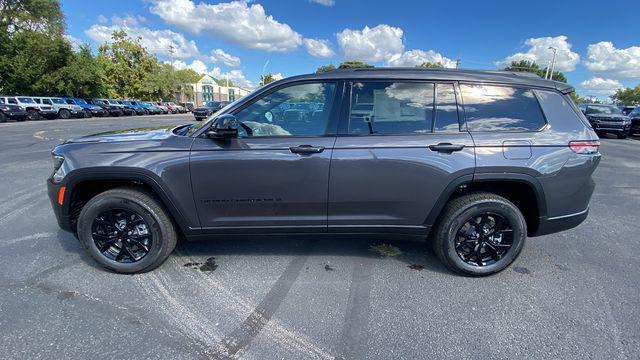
[78,194,169,273]
[442,200,526,276]
[60,109,71,119]
[0,112,6,123]
[27,109,39,120]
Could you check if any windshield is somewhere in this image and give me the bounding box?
[18,97,35,103]
[75,98,87,104]
[95,99,108,105]
[205,101,221,108]
[586,105,622,115]
[52,98,65,104]
[108,100,119,105]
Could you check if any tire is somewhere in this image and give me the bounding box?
[0,111,6,123]
[77,187,178,274]
[59,109,71,119]
[84,109,92,118]
[617,133,627,139]
[27,109,39,121]
[432,192,527,276]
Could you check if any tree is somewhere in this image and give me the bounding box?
[316,64,335,73]
[568,91,588,105]
[338,61,374,69]
[0,0,65,36]
[215,78,233,87]
[503,60,566,82]
[611,86,640,105]
[417,62,444,68]
[259,73,276,86]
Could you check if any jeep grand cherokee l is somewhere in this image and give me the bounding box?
[47,69,600,276]
[579,103,630,139]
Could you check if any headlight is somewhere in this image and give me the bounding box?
[52,154,66,183]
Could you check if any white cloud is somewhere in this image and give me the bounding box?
[495,35,580,72]
[309,0,334,6]
[209,67,256,89]
[64,34,83,51]
[579,77,623,95]
[387,49,456,68]
[303,38,335,58]
[171,59,208,74]
[148,0,302,52]
[272,72,284,81]
[584,42,640,79]
[337,24,404,63]
[85,21,199,58]
[96,14,108,24]
[210,48,241,67]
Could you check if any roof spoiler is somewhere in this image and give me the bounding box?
[555,82,574,94]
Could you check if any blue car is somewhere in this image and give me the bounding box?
[63,98,106,118]
[122,100,147,115]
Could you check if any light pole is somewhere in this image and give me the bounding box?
[547,47,558,79]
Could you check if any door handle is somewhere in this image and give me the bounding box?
[289,145,325,154]
[428,143,465,154]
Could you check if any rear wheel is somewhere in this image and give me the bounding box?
[77,187,178,273]
[59,109,71,119]
[84,109,92,118]
[432,192,527,276]
[27,109,39,121]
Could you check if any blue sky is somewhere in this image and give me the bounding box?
[61,0,639,97]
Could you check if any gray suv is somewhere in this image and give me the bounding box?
[47,69,601,276]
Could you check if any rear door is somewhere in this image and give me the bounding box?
[328,81,475,233]
[190,81,341,233]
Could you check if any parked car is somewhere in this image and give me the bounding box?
[192,101,228,121]
[579,103,631,139]
[107,99,135,116]
[0,96,57,120]
[63,98,107,118]
[138,101,161,115]
[48,69,601,276]
[619,105,635,116]
[33,97,84,119]
[628,107,640,135]
[0,100,28,122]
[89,98,124,117]
[156,101,175,114]
[122,100,146,115]
[183,102,194,112]
[167,102,186,113]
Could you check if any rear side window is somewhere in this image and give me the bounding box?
[461,84,546,131]
[348,82,434,135]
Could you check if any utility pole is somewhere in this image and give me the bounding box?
[546,46,557,79]
[454,59,461,69]
[168,44,175,68]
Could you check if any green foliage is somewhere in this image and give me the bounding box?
[338,61,374,69]
[611,86,640,105]
[568,91,588,105]
[259,73,276,86]
[417,62,444,68]
[215,78,233,87]
[316,64,335,73]
[503,60,566,83]
[0,0,65,36]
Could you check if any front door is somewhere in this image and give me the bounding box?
[190,81,340,233]
[328,81,476,233]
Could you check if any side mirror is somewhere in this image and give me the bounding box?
[206,114,238,139]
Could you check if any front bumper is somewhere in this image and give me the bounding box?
[39,109,58,119]
[4,110,28,120]
[592,121,630,134]
[90,108,107,116]
[47,179,72,232]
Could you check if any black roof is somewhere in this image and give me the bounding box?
[283,68,574,93]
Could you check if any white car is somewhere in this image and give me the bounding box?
[33,97,84,119]
[0,96,57,120]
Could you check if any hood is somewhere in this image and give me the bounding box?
[587,113,625,120]
[64,125,180,144]
[194,106,214,112]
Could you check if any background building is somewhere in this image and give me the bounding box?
[187,74,252,106]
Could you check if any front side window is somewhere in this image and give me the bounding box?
[348,82,434,135]
[461,84,546,131]
[235,82,336,137]
[8,98,17,104]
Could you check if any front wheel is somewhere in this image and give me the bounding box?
[83,109,92,118]
[59,109,71,119]
[27,109,39,121]
[617,133,628,139]
[432,192,527,276]
[77,187,178,273]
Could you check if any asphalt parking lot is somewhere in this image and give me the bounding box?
[0,114,638,359]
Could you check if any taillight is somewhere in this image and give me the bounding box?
[569,140,600,154]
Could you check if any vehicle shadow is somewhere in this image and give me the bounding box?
[176,234,453,276]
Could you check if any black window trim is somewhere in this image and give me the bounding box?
[458,82,549,133]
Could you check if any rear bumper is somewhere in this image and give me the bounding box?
[533,207,589,237]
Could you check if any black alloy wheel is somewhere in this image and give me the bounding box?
[84,109,92,118]
[91,209,152,263]
[454,213,514,267]
[59,109,71,119]
[27,109,39,121]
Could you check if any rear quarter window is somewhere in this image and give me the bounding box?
[460,84,546,131]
